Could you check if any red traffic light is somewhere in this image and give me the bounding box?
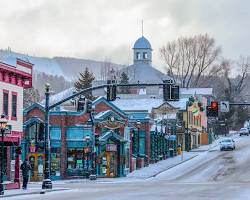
[211,101,218,110]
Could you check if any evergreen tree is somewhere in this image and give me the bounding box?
[120,72,129,94]
[74,67,95,100]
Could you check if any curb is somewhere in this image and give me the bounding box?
[146,154,199,179]
[0,188,69,198]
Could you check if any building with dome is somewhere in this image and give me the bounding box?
[92,35,171,97]
[122,35,170,85]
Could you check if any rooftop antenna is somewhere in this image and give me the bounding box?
[141,20,144,36]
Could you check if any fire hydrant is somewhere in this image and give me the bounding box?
[177,145,182,155]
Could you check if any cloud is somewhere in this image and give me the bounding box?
[0,0,250,70]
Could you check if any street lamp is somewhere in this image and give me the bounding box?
[84,135,91,178]
[0,114,7,195]
[42,83,52,189]
[136,121,141,157]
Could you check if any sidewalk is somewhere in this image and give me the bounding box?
[126,152,199,180]
[0,185,69,198]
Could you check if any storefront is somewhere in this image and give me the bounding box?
[0,135,22,190]
[96,131,126,177]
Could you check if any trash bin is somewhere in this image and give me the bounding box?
[169,148,174,157]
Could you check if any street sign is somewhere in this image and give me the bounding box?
[220,101,229,112]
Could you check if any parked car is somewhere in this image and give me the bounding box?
[239,128,249,136]
[220,138,235,151]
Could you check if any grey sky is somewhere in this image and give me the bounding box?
[1,0,250,71]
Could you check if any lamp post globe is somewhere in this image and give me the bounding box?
[0,114,7,195]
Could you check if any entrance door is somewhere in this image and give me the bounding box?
[106,152,116,177]
[28,154,45,181]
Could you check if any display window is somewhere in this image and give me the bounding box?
[51,148,61,177]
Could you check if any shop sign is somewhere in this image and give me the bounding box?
[106,144,117,152]
[30,146,36,153]
[77,160,82,164]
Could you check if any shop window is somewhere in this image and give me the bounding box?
[3,90,9,116]
[51,148,61,177]
[67,148,86,176]
[50,128,61,140]
[139,134,146,155]
[11,92,17,119]
[67,128,84,140]
[27,123,45,153]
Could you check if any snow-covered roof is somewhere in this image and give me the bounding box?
[180,88,213,96]
[113,98,189,112]
[41,87,75,105]
[120,63,171,84]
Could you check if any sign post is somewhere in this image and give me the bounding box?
[220,101,229,112]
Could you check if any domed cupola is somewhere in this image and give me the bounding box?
[133,36,152,66]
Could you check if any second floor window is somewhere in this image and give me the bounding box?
[12,93,17,118]
[3,91,8,116]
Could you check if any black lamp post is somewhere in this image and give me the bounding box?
[84,135,91,178]
[42,83,52,189]
[0,114,7,195]
[136,121,141,157]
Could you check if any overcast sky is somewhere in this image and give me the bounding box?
[0,0,250,70]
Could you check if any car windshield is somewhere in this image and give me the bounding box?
[222,139,232,143]
[240,128,247,131]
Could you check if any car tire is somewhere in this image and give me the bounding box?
[240,134,242,136]
[220,148,223,151]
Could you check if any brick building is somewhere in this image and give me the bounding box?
[23,97,154,180]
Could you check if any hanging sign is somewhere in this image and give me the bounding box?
[106,144,117,152]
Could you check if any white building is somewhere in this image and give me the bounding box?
[0,58,33,189]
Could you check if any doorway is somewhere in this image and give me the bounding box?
[28,154,45,181]
[106,152,116,177]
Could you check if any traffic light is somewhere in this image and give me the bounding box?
[106,80,117,101]
[77,96,85,111]
[163,80,179,101]
[86,100,93,113]
[171,85,179,101]
[95,134,99,145]
[206,101,218,117]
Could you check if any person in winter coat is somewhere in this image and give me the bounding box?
[20,159,31,189]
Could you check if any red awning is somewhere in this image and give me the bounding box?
[0,136,20,145]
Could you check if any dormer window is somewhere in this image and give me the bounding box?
[143,52,148,59]
[136,52,140,60]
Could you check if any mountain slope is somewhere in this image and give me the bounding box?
[0,50,126,81]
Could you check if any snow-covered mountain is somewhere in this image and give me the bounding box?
[0,50,126,81]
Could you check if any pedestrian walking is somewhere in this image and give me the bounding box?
[20,158,31,190]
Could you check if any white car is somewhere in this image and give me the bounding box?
[239,128,249,136]
[220,138,235,151]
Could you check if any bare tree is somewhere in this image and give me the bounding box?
[219,56,250,128]
[160,34,221,88]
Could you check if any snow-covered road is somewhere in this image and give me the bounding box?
[153,134,250,183]
[5,135,250,200]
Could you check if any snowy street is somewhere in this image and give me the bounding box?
[4,135,250,200]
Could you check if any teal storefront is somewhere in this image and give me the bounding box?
[66,126,93,177]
